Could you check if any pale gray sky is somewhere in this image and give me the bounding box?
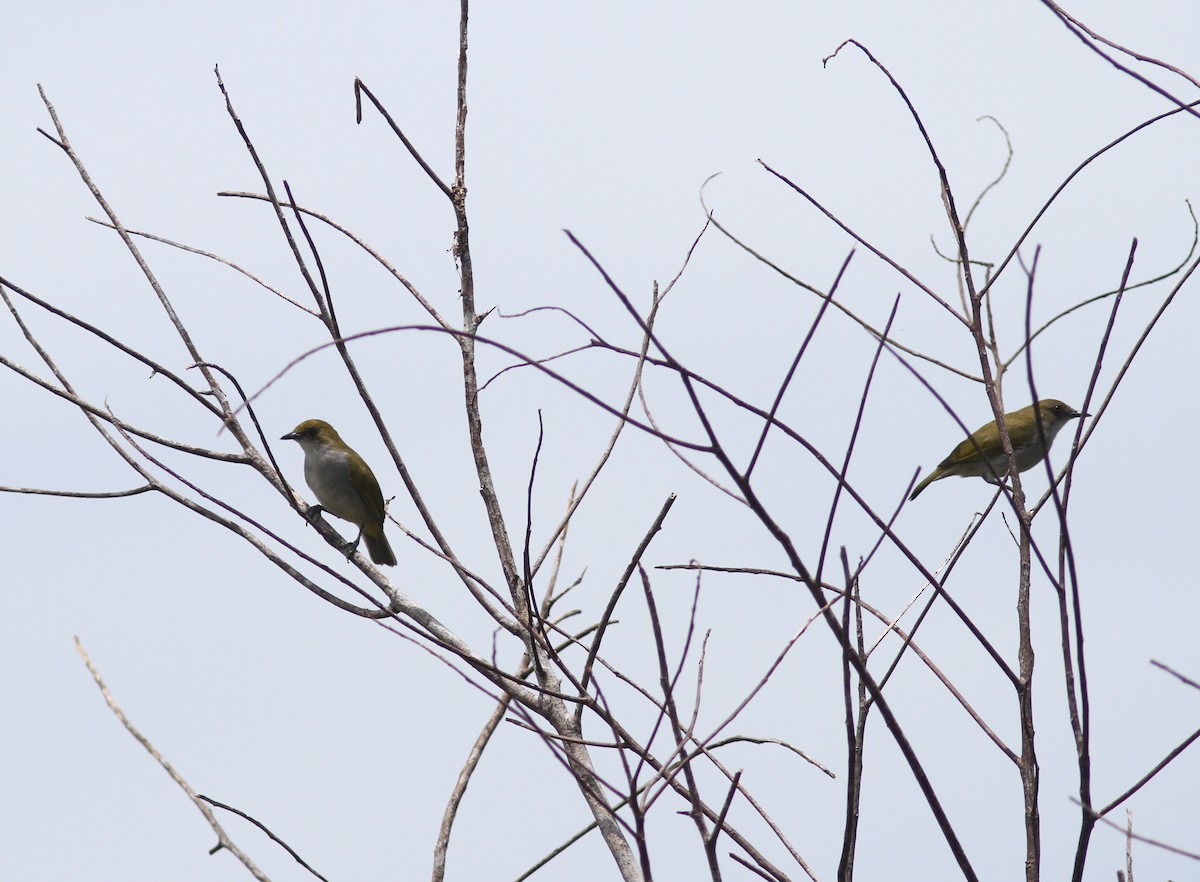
[3,2,1198,880]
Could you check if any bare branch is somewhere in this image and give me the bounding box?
[579,494,677,695]
[37,85,241,428]
[1094,726,1200,818]
[0,484,153,499]
[746,252,849,480]
[822,40,978,313]
[0,275,225,416]
[1071,798,1200,862]
[353,78,453,200]
[216,191,450,328]
[700,175,979,383]
[198,796,329,882]
[84,218,318,314]
[981,99,1200,300]
[1005,202,1198,367]
[1039,0,1200,115]
[75,638,271,881]
[1150,659,1200,691]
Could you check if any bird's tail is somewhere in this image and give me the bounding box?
[364,527,398,567]
[909,471,937,501]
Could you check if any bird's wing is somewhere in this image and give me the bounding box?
[939,420,1000,467]
[353,465,388,523]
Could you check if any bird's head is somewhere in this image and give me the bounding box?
[1035,399,1088,432]
[281,419,344,451]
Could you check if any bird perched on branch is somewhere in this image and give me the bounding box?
[282,419,397,566]
[909,399,1087,501]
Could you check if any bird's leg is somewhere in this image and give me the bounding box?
[983,462,1013,486]
[340,526,365,560]
[303,505,357,559]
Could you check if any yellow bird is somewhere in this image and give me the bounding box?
[281,419,397,566]
[909,399,1087,501]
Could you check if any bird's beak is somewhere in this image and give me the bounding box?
[281,431,297,441]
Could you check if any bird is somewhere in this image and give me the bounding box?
[281,419,397,566]
[909,399,1087,501]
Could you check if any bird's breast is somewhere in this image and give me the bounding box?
[303,448,367,524]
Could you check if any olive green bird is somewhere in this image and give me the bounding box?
[282,419,398,566]
[909,399,1087,501]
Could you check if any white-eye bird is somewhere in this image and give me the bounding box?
[909,399,1087,501]
[281,419,397,566]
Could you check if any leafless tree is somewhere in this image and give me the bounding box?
[3,2,1198,881]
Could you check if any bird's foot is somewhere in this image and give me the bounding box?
[340,531,364,561]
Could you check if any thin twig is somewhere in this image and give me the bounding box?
[1150,660,1200,691]
[1071,798,1200,861]
[354,78,453,199]
[84,218,318,314]
[579,495,678,695]
[75,638,270,881]
[198,796,328,881]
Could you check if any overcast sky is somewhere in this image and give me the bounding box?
[3,2,1198,881]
